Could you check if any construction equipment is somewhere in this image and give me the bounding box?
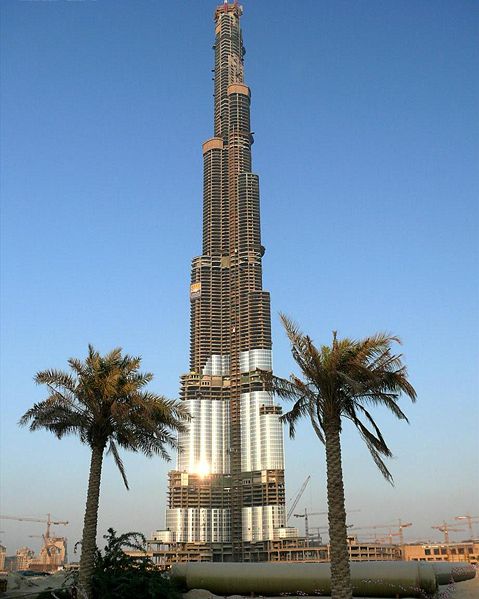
[0,514,68,540]
[294,508,360,539]
[432,521,464,544]
[293,508,321,539]
[455,514,479,538]
[308,526,329,543]
[286,476,310,523]
[350,519,412,545]
[1,514,69,567]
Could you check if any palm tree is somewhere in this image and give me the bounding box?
[265,315,416,599]
[19,345,188,599]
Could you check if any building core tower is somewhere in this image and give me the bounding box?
[166,1,285,561]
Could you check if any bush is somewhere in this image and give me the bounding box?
[91,528,182,599]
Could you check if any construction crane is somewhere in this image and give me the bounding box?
[396,520,413,545]
[432,521,464,545]
[455,515,479,538]
[0,514,68,541]
[309,526,328,543]
[294,508,360,539]
[286,476,311,523]
[350,519,412,545]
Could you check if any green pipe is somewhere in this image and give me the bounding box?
[171,561,440,597]
[432,562,476,584]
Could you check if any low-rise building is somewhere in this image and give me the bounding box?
[402,541,479,564]
[144,533,401,567]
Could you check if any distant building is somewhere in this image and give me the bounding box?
[15,546,35,570]
[403,541,479,564]
[3,556,17,572]
[29,536,68,573]
[0,545,6,571]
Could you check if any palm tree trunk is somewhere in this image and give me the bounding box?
[78,443,104,599]
[325,417,352,599]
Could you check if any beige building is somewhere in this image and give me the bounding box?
[0,545,6,571]
[402,541,479,564]
[145,535,401,567]
[29,536,68,573]
[15,547,35,570]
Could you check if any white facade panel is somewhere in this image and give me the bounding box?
[240,391,284,472]
[166,507,230,543]
[203,353,230,376]
[242,505,286,542]
[178,398,230,474]
[239,349,272,373]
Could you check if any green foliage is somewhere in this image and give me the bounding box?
[19,345,189,486]
[268,315,417,483]
[91,528,182,599]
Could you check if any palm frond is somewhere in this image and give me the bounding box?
[281,396,310,439]
[21,345,187,472]
[107,440,129,490]
[275,317,416,483]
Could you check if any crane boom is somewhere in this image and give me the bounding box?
[0,514,68,540]
[455,515,479,537]
[287,476,310,522]
[0,515,68,525]
[432,521,464,545]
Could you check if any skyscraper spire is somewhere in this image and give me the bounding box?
[165,3,285,562]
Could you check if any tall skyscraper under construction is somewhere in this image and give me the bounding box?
[165,2,286,561]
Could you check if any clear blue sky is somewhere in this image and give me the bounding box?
[1,0,478,554]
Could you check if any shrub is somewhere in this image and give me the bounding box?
[91,528,181,599]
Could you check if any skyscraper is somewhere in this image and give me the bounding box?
[166,1,285,561]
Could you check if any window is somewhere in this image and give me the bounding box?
[433,548,439,555]
[425,549,431,555]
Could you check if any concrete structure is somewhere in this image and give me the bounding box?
[402,540,479,564]
[29,536,68,573]
[0,545,5,571]
[165,2,284,561]
[145,534,402,567]
[15,547,34,570]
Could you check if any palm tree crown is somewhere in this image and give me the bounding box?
[265,315,416,599]
[20,345,188,599]
[270,315,417,482]
[20,345,187,487]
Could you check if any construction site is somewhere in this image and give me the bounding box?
[0,513,68,573]
[143,477,479,568]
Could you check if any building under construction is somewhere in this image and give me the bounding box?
[0,514,68,573]
[163,1,285,562]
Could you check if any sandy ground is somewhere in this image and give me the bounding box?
[436,575,479,599]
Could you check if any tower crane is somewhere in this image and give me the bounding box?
[455,514,479,538]
[294,508,360,539]
[350,519,412,544]
[286,476,311,523]
[431,521,464,545]
[0,514,68,541]
[396,520,413,545]
[309,526,328,543]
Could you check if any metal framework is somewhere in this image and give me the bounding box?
[165,2,285,561]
